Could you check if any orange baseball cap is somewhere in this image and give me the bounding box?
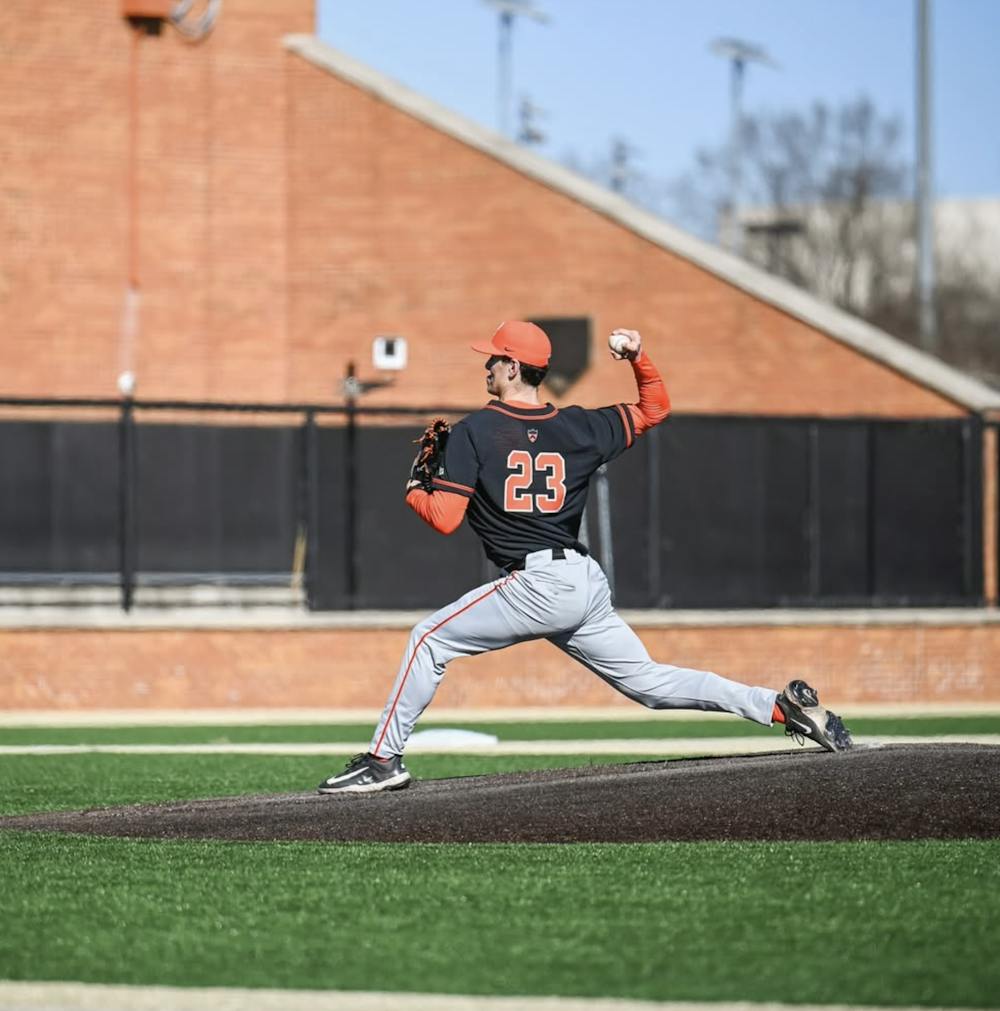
[471,321,551,368]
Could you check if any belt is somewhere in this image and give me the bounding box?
[505,544,587,573]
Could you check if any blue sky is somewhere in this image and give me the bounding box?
[316,0,1000,205]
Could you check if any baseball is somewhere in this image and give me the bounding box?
[608,332,631,355]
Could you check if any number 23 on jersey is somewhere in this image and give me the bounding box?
[504,450,567,513]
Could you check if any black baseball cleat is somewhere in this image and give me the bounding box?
[317,752,411,795]
[776,679,853,752]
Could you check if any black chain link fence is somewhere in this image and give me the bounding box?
[0,398,986,610]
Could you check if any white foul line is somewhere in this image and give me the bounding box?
[0,981,981,1011]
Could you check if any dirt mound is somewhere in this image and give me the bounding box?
[4,744,999,843]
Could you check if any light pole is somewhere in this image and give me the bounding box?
[916,0,937,353]
[710,37,778,254]
[484,0,549,138]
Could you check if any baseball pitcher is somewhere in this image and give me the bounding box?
[318,321,852,794]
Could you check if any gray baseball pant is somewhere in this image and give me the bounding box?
[370,547,778,758]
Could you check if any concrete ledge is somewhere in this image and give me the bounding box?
[0,585,304,609]
[0,606,998,629]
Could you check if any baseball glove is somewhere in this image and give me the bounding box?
[408,418,450,492]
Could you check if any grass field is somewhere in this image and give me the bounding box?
[2,718,999,1007]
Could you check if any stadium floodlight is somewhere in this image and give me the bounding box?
[710,37,778,253]
[710,37,778,71]
[484,0,549,138]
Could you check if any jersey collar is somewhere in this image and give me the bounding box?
[486,400,559,419]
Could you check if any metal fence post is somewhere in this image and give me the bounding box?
[594,464,615,601]
[118,396,136,612]
[301,409,320,609]
[646,424,661,606]
[344,363,359,609]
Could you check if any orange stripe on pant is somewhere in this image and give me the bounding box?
[371,574,517,757]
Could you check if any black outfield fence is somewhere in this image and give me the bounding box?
[0,397,987,610]
[612,416,983,608]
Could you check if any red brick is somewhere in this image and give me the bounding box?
[1,623,997,710]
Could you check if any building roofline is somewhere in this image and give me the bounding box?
[283,34,1000,414]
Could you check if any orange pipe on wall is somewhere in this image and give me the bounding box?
[126,21,141,290]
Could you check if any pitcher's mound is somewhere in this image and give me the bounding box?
[4,744,999,843]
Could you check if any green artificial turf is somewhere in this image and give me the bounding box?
[2,733,998,1006]
[1,833,997,1006]
[0,714,996,745]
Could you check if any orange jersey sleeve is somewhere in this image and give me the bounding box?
[405,486,469,535]
[625,352,671,436]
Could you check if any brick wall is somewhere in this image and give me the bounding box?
[284,59,963,418]
[1,0,311,400]
[2,622,997,710]
[1,3,965,416]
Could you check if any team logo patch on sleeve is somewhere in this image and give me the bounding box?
[527,428,538,443]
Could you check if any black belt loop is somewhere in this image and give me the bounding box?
[506,545,576,572]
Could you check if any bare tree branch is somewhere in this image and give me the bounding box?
[667,96,1000,387]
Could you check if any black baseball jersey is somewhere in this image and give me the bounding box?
[432,399,637,570]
